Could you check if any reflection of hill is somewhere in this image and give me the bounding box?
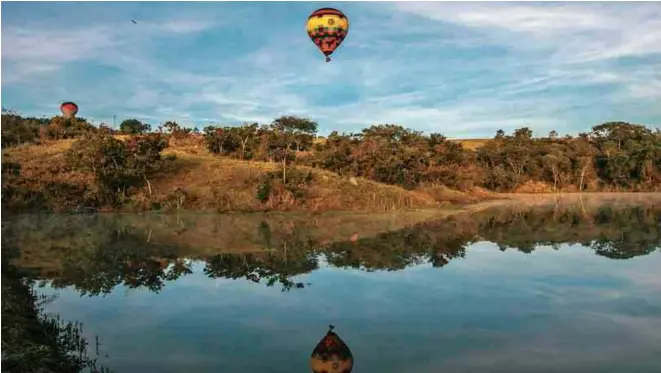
[4,211,445,295]
[324,202,661,271]
[8,210,445,256]
[4,203,660,296]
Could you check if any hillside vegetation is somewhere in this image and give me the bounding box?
[2,109,660,213]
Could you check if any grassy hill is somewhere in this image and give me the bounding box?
[2,137,488,213]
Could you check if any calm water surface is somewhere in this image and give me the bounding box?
[4,201,661,373]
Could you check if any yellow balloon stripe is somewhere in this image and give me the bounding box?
[306,15,349,34]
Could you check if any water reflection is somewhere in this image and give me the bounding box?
[310,325,354,373]
[2,202,661,373]
[4,203,660,295]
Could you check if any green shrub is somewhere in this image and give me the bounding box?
[66,132,169,206]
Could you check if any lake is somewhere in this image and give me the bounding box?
[3,197,661,373]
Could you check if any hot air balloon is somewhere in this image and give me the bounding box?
[60,102,79,119]
[310,325,353,373]
[306,8,349,62]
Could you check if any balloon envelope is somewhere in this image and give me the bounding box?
[60,102,78,118]
[310,326,353,373]
[306,7,349,62]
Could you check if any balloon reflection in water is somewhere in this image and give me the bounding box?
[310,325,354,373]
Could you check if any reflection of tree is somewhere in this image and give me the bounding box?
[473,204,661,260]
[324,204,660,271]
[48,228,193,296]
[591,240,657,259]
[4,204,660,296]
[3,216,193,296]
[204,222,319,291]
[588,206,660,259]
[204,252,317,291]
[324,223,470,271]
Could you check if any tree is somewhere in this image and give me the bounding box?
[272,116,318,151]
[203,126,239,156]
[234,123,259,159]
[124,133,170,195]
[589,122,659,189]
[1,112,43,146]
[268,126,297,184]
[120,119,151,134]
[66,132,168,204]
[163,121,192,139]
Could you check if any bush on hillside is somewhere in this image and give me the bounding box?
[66,132,169,205]
[1,109,98,146]
[40,116,96,140]
[163,121,192,139]
[120,119,151,134]
[256,166,314,206]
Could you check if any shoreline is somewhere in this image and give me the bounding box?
[4,191,659,218]
[6,193,660,267]
[500,192,661,203]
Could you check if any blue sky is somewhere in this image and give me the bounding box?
[2,1,661,137]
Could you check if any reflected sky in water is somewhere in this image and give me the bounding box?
[38,242,661,373]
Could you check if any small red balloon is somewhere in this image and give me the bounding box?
[60,102,79,118]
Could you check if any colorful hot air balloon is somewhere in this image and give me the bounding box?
[310,325,353,373]
[306,8,349,62]
[60,102,78,119]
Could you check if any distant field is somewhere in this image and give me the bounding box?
[313,137,490,150]
[447,139,489,150]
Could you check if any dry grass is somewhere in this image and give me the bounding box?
[3,138,489,213]
[447,138,489,150]
[415,183,486,205]
[146,148,442,212]
[2,139,95,188]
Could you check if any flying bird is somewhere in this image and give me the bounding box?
[131,20,137,24]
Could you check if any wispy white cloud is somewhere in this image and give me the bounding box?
[394,2,661,60]
[1,17,219,83]
[2,26,113,83]
[394,2,661,79]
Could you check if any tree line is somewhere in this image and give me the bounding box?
[198,117,661,192]
[2,109,660,196]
